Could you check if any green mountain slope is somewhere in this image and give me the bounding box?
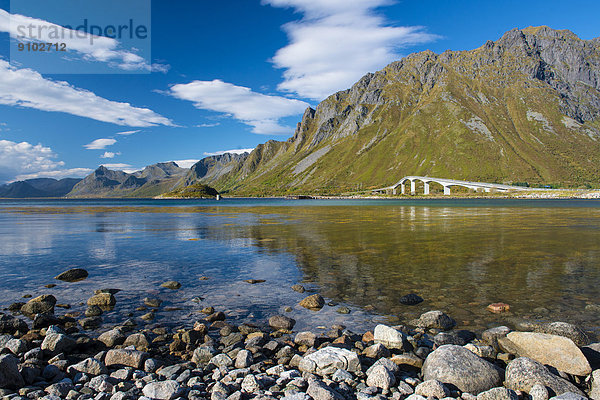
[189,26,600,195]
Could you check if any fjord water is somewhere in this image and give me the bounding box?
[1,199,600,336]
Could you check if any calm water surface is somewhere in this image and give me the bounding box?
[1,198,600,336]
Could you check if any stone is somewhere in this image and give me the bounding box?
[505,332,591,376]
[86,305,103,317]
[0,315,28,334]
[535,322,589,347]
[582,343,600,370]
[482,326,511,351]
[550,393,587,400]
[487,303,510,313]
[399,293,424,305]
[144,298,162,308]
[415,311,456,331]
[79,316,102,329]
[123,333,150,351]
[530,384,549,400]
[434,330,476,346]
[366,364,396,391]
[105,349,148,369]
[367,357,400,376]
[234,349,253,369]
[391,353,424,369]
[504,357,584,396]
[292,284,305,293]
[205,311,226,322]
[87,293,116,308]
[210,354,233,368]
[241,374,261,393]
[415,380,450,399]
[422,344,502,395]
[364,343,390,359]
[55,268,88,282]
[41,331,76,353]
[337,306,350,314]
[4,338,26,355]
[142,380,182,400]
[98,329,125,347]
[160,281,182,290]
[45,382,75,397]
[269,315,296,331]
[464,343,496,359]
[476,387,518,400]
[590,369,600,400]
[89,375,114,393]
[192,345,217,365]
[374,325,407,350]
[306,379,345,400]
[244,279,265,284]
[21,295,56,316]
[299,294,325,311]
[295,331,317,347]
[0,354,24,389]
[70,358,107,376]
[299,346,361,376]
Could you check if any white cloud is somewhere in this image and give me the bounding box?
[0,60,173,127]
[100,151,120,158]
[116,130,141,136]
[170,159,200,169]
[101,163,131,169]
[168,79,309,135]
[203,148,254,156]
[0,139,91,183]
[84,138,116,150]
[0,9,168,72]
[263,0,438,100]
[195,123,220,128]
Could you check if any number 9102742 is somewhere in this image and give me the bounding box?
[18,42,67,52]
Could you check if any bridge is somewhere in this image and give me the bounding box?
[372,176,536,195]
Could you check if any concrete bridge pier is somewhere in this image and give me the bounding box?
[443,185,451,195]
[401,184,405,194]
[424,182,430,195]
[411,180,416,194]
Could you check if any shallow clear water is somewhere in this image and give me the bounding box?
[1,198,600,336]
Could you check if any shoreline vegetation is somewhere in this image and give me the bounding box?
[1,268,598,400]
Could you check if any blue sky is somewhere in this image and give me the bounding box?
[0,0,599,183]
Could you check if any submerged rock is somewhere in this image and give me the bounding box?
[87,293,116,308]
[299,294,325,310]
[161,281,182,290]
[269,315,296,331]
[399,293,424,305]
[54,268,88,282]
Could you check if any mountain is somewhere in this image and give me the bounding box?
[185,26,600,195]
[0,178,81,198]
[67,162,188,198]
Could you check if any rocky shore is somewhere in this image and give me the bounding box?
[1,270,599,400]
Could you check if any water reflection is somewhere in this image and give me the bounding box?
[1,202,599,335]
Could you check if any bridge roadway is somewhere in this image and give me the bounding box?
[372,176,539,195]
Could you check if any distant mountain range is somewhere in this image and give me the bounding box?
[66,162,188,198]
[0,178,81,198]
[13,26,600,198]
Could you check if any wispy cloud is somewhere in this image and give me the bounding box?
[0,9,169,73]
[168,79,309,135]
[100,151,120,158]
[84,138,116,150]
[195,123,220,128]
[0,60,173,127]
[203,148,254,156]
[0,139,91,183]
[116,130,141,136]
[101,163,131,169]
[264,0,438,100]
